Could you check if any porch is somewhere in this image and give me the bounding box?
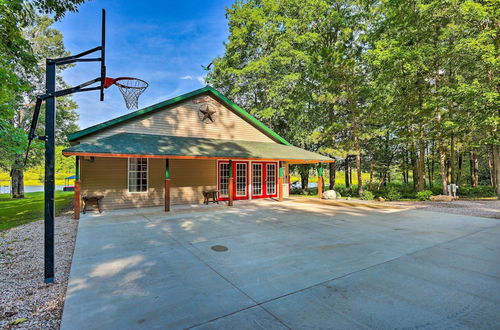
[63,132,334,217]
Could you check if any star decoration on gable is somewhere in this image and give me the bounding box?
[198,104,216,123]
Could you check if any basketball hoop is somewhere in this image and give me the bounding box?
[104,77,148,109]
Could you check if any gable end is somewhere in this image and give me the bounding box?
[68,86,290,145]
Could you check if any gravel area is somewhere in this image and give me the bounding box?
[351,199,500,219]
[0,214,78,330]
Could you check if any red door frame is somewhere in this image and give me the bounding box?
[217,160,249,201]
[251,161,278,199]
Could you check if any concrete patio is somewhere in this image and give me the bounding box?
[61,200,500,329]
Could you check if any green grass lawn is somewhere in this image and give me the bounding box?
[0,191,74,231]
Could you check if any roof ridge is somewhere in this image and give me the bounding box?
[67,86,290,145]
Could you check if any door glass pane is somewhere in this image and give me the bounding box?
[236,163,247,196]
[266,163,276,195]
[252,163,262,195]
[219,163,229,197]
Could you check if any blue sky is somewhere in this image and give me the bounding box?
[54,0,233,128]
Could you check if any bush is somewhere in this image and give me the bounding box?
[360,191,374,200]
[333,184,351,197]
[458,186,496,198]
[385,187,401,201]
[416,190,433,201]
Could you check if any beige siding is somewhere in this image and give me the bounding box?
[170,159,217,204]
[77,95,275,144]
[80,157,216,210]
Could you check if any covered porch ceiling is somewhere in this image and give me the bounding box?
[62,132,334,164]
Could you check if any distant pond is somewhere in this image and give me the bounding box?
[0,185,65,194]
[291,182,319,189]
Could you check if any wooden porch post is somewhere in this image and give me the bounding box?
[317,163,323,199]
[165,159,170,212]
[278,161,284,202]
[228,160,233,206]
[73,156,80,220]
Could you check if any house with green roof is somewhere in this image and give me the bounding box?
[63,86,333,214]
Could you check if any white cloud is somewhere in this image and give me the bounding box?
[196,76,206,85]
[179,75,205,85]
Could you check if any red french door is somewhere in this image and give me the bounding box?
[218,160,277,200]
[251,161,277,199]
[218,161,249,200]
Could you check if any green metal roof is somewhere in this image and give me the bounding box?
[63,132,333,162]
[67,86,290,145]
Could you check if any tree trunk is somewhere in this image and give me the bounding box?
[427,140,434,189]
[10,156,25,199]
[345,158,350,188]
[402,152,407,184]
[298,165,310,192]
[356,153,363,195]
[456,151,463,186]
[417,126,426,191]
[492,144,500,198]
[431,146,435,187]
[447,159,452,184]
[329,162,336,190]
[439,139,448,195]
[471,151,479,187]
[410,132,418,191]
[469,153,473,186]
[450,134,456,184]
[427,155,433,189]
[406,150,410,185]
[488,149,494,187]
[349,162,353,188]
[369,162,374,191]
[377,171,385,190]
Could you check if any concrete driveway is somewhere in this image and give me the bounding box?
[61,200,500,329]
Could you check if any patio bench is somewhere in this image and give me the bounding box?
[202,190,219,205]
[82,195,104,214]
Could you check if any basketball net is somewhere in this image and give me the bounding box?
[105,77,149,110]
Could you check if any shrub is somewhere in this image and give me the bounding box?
[360,191,374,200]
[385,187,401,201]
[416,190,433,201]
[290,187,303,195]
[458,186,496,198]
[334,184,352,197]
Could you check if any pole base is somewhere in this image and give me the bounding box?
[44,277,54,284]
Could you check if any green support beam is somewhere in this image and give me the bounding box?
[165,159,170,179]
[317,163,323,176]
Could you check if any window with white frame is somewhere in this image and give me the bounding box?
[128,158,148,192]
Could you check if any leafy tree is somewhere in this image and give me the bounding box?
[208,0,372,195]
[0,1,83,198]
[211,0,499,198]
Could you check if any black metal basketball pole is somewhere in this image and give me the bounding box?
[44,61,56,282]
[25,9,146,282]
[24,9,107,283]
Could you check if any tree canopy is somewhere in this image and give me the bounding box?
[208,0,499,197]
[0,0,83,197]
